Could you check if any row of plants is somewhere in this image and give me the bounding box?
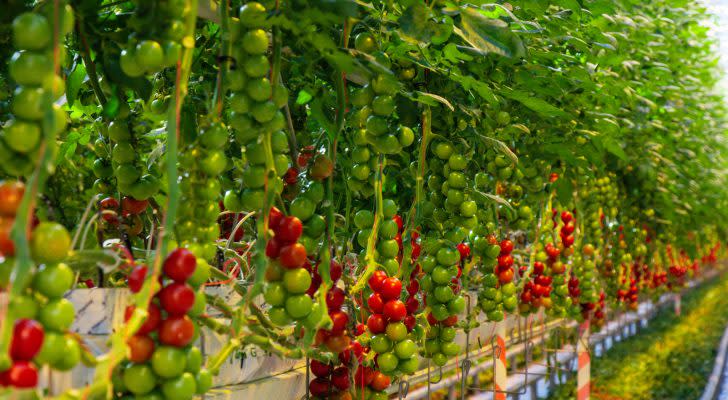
[548,274,728,400]
[0,0,726,398]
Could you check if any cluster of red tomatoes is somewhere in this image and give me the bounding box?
[118,248,211,398]
[519,261,553,311]
[592,292,607,329]
[308,260,357,399]
[0,180,25,257]
[558,210,575,249]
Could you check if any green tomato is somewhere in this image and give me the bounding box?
[447,296,466,314]
[378,239,399,259]
[2,118,40,154]
[33,263,74,299]
[436,248,459,266]
[304,215,326,238]
[161,372,197,400]
[268,306,292,326]
[290,197,315,221]
[285,294,313,320]
[123,364,157,395]
[377,352,398,373]
[283,268,312,294]
[151,346,187,379]
[398,356,419,374]
[440,341,460,357]
[196,369,213,394]
[34,332,65,365]
[12,13,51,51]
[433,285,454,303]
[394,339,417,359]
[432,352,448,366]
[424,339,440,356]
[439,326,456,342]
[431,267,451,285]
[39,298,75,332]
[264,282,287,306]
[354,210,374,228]
[430,304,449,321]
[370,335,392,354]
[136,40,165,72]
[52,336,81,371]
[385,322,408,342]
[9,295,37,320]
[188,258,210,288]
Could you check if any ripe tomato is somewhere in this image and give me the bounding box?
[0,181,24,216]
[498,268,514,284]
[367,292,384,313]
[368,270,388,292]
[127,264,148,293]
[310,359,331,378]
[379,277,402,300]
[329,259,342,282]
[405,297,419,314]
[499,239,513,255]
[367,313,386,334]
[369,371,391,391]
[159,282,195,316]
[158,315,195,347]
[403,314,416,332]
[309,377,332,397]
[125,304,161,335]
[164,248,197,282]
[10,319,43,361]
[0,218,15,257]
[326,287,345,310]
[328,310,349,334]
[561,211,573,223]
[354,365,375,387]
[268,206,284,229]
[6,361,37,388]
[325,334,350,353]
[275,216,303,243]
[265,237,282,258]
[456,243,471,259]
[279,243,307,268]
[383,300,406,322]
[121,196,148,215]
[127,335,155,363]
[331,366,350,390]
[441,315,458,327]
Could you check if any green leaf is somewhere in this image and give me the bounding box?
[66,62,87,107]
[456,6,526,58]
[501,89,571,119]
[399,3,435,43]
[412,91,454,111]
[553,177,574,208]
[296,89,313,105]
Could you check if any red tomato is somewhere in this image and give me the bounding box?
[10,319,43,361]
[279,243,307,268]
[355,323,366,336]
[368,270,387,292]
[369,371,391,391]
[560,211,573,223]
[379,277,402,300]
[99,196,119,210]
[406,279,419,295]
[158,315,195,347]
[404,314,416,332]
[127,335,155,363]
[158,282,195,316]
[121,196,148,215]
[367,313,386,334]
[309,377,332,397]
[310,359,331,378]
[0,181,24,216]
[328,310,349,334]
[456,243,470,259]
[392,215,403,232]
[441,315,458,327]
[125,304,161,335]
[326,287,345,310]
[265,237,282,258]
[268,206,283,229]
[426,312,438,326]
[275,216,303,243]
[6,361,37,388]
[127,264,148,293]
[498,268,514,284]
[163,248,197,282]
[0,218,15,257]
[383,300,406,322]
[367,292,384,313]
[329,259,342,282]
[354,366,375,387]
[284,167,298,185]
[499,239,513,255]
[331,366,350,390]
[533,261,545,275]
[405,297,419,314]
[497,254,514,269]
